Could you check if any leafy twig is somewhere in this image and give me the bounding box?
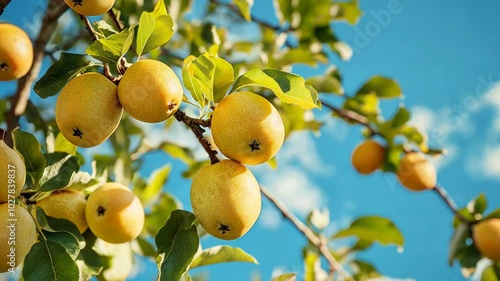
[173,110,219,164]
[4,0,68,146]
[260,186,353,280]
[433,185,471,225]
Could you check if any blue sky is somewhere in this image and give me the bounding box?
[1,1,500,281]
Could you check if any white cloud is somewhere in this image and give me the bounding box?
[259,208,282,230]
[467,145,500,180]
[483,82,500,132]
[262,167,325,215]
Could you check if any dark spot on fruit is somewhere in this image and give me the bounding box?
[72,127,83,139]
[168,102,177,111]
[0,62,9,71]
[72,0,83,6]
[249,140,261,152]
[218,223,230,234]
[97,206,106,216]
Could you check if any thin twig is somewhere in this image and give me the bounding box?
[260,186,353,280]
[173,110,219,164]
[79,14,99,41]
[433,185,471,225]
[321,99,379,137]
[107,9,124,31]
[0,0,11,16]
[4,0,68,146]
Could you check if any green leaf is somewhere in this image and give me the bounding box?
[34,53,94,98]
[77,231,103,277]
[280,103,323,134]
[391,107,410,128]
[486,209,500,219]
[351,259,381,281]
[448,222,470,265]
[481,265,500,281]
[381,144,404,173]
[135,165,171,207]
[333,1,363,25]
[303,250,320,281]
[160,141,196,165]
[136,0,174,56]
[156,210,199,281]
[190,246,258,269]
[38,152,80,192]
[356,76,402,99]
[272,273,297,281]
[36,207,84,247]
[213,56,235,103]
[468,193,488,215]
[94,240,133,281]
[182,54,213,108]
[146,193,181,235]
[22,241,80,281]
[401,126,425,146]
[332,216,404,247]
[343,92,379,118]
[231,68,321,109]
[233,0,253,21]
[54,132,77,155]
[44,231,81,260]
[306,71,343,95]
[12,130,46,187]
[351,239,373,252]
[86,26,135,64]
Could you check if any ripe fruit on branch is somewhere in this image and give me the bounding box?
[0,139,26,203]
[0,204,37,272]
[473,218,500,262]
[63,0,115,16]
[351,139,385,175]
[190,159,262,240]
[55,72,123,148]
[35,189,88,233]
[85,182,144,244]
[0,23,33,81]
[396,152,436,191]
[117,59,183,123]
[211,91,285,165]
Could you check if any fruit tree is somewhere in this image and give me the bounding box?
[0,0,499,281]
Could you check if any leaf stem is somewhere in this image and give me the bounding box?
[107,9,124,32]
[79,14,99,42]
[260,186,353,280]
[173,110,219,164]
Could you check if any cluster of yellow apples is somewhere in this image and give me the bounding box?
[0,23,33,81]
[350,139,500,263]
[191,91,286,240]
[55,59,183,148]
[0,137,144,273]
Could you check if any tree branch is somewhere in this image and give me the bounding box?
[0,0,11,16]
[433,185,471,225]
[107,8,124,31]
[79,14,99,41]
[173,110,219,164]
[4,0,68,146]
[260,186,353,280]
[321,99,379,137]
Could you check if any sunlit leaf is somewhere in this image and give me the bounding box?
[233,0,253,21]
[333,1,363,24]
[356,76,402,99]
[22,241,79,281]
[34,53,94,98]
[231,68,320,109]
[332,216,404,247]
[86,26,135,64]
[272,273,297,281]
[136,0,174,56]
[190,246,258,269]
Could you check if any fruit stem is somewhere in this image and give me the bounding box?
[79,14,99,41]
[433,185,472,225]
[260,185,352,280]
[107,9,124,31]
[174,110,219,164]
[0,128,5,141]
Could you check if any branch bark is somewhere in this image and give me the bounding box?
[0,0,11,16]
[260,186,353,280]
[433,185,471,225]
[174,110,219,164]
[4,0,68,146]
